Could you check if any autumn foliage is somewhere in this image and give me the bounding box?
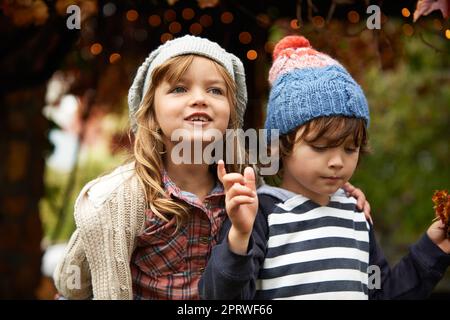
[432,190,450,238]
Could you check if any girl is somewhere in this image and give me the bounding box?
[54,35,369,300]
[54,35,249,300]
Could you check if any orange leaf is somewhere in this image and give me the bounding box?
[432,190,450,238]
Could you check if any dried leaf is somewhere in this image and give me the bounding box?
[432,190,450,238]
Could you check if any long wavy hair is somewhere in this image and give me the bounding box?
[131,55,248,228]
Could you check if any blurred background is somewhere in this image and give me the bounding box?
[0,0,449,299]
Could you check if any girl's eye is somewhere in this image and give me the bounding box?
[171,86,186,93]
[311,145,327,152]
[209,87,223,95]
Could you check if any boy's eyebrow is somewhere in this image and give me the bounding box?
[307,134,357,146]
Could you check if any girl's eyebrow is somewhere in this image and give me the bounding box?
[203,78,226,86]
[173,76,225,84]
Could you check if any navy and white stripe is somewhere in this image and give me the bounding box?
[255,191,370,300]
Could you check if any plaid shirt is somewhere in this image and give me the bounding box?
[131,170,226,300]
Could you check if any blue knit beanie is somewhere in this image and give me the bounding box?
[265,35,370,137]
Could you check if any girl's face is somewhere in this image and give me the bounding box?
[154,56,231,150]
[281,128,360,205]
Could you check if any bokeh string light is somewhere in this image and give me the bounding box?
[126,10,138,22]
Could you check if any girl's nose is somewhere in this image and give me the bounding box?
[190,89,207,107]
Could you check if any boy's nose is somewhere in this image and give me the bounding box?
[328,152,344,169]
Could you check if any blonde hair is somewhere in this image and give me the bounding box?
[131,55,247,228]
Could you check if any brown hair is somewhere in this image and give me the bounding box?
[278,116,370,172]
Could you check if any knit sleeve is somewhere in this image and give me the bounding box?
[53,228,93,299]
[198,214,268,300]
[198,195,273,300]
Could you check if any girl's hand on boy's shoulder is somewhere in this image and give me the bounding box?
[343,182,373,225]
[427,220,450,254]
[217,160,258,235]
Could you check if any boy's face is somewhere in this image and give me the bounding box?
[281,128,360,205]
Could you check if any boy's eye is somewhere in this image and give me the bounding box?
[209,87,223,95]
[171,86,186,93]
[311,145,327,152]
[345,147,358,154]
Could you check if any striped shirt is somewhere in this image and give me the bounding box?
[255,189,370,300]
[131,170,226,300]
[199,184,450,300]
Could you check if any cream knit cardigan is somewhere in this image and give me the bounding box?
[53,162,146,299]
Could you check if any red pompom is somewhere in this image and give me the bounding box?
[273,36,311,60]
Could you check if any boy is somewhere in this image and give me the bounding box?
[199,35,450,299]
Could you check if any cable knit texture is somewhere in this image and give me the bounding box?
[128,35,248,132]
[53,163,146,299]
[265,35,370,138]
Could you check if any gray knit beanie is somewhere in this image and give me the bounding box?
[128,35,248,133]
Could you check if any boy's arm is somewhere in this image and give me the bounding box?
[368,225,450,299]
[199,206,268,300]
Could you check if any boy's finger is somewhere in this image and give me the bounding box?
[222,173,245,189]
[244,166,256,192]
[227,196,255,211]
[227,183,256,199]
[217,160,227,184]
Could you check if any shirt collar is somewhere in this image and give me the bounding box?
[161,169,224,209]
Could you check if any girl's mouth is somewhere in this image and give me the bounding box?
[184,113,212,125]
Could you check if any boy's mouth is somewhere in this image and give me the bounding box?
[321,176,342,181]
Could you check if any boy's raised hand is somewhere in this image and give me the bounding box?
[217,160,258,255]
